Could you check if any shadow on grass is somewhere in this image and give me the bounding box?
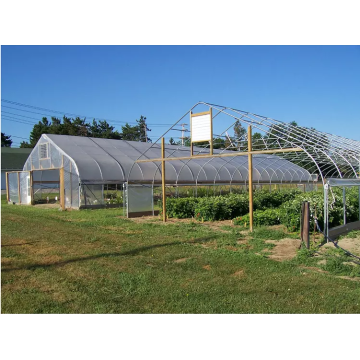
[1,242,41,247]
[2,235,216,272]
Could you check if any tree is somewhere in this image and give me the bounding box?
[20,141,33,148]
[169,137,177,145]
[29,117,51,146]
[121,115,152,142]
[1,132,12,147]
[137,115,151,142]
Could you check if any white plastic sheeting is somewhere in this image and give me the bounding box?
[8,172,19,204]
[127,185,153,215]
[19,172,29,204]
[7,171,31,205]
[25,134,313,185]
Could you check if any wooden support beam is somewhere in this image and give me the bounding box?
[6,172,9,202]
[136,147,303,163]
[248,126,253,232]
[32,180,60,184]
[161,137,166,222]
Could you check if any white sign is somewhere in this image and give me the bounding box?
[191,113,212,142]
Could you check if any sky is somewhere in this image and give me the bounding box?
[1,45,360,147]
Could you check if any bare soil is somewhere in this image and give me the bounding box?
[34,203,61,209]
[265,238,301,261]
[324,238,360,257]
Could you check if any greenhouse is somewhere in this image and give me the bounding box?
[5,102,360,222]
[7,133,314,214]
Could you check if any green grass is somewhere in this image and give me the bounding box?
[1,195,359,314]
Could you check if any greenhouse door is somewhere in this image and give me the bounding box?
[126,185,154,218]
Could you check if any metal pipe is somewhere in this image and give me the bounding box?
[161,138,166,222]
[324,183,329,242]
[343,187,346,225]
[248,126,254,232]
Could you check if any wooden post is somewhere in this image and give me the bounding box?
[6,172,9,202]
[301,201,310,249]
[161,137,166,222]
[248,126,253,232]
[17,172,21,204]
[60,167,65,210]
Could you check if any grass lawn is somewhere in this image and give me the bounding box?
[1,195,359,313]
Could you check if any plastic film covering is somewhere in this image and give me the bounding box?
[64,169,71,208]
[81,184,104,206]
[42,134,313,185]
[71,172,80,208]
[127,185,153,214]
[8,172,19,204]
[31,144,39,170]
[19,172,30,204]
[50,143,62,168]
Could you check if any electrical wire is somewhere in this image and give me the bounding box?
[1,98,174,127]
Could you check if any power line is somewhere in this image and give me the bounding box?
[1,110,42,121]
[2,117,37,126]
[1,99,175,127]
[7,134,29,140]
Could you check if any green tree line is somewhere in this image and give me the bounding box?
[19,115,151,148]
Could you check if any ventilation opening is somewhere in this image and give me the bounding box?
[39,143,48,159]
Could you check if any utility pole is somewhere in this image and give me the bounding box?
[180,123,187,146]
[143,123,147,142]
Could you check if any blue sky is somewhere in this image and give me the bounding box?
[1,45,360,146]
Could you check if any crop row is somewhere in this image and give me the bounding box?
[161,188,359,231]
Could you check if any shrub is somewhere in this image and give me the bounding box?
[233,208,281,227]
[253,189,301,210]
[165,197,199,218]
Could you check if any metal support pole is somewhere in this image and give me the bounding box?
[210,107,213,156]
[248,126,253,232]
[343,187,346,225]
[324,183,329,242]
[161,137,166,222]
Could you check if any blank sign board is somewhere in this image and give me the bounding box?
[191,113,212,142]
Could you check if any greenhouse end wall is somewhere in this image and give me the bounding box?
[22,135,81,209]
